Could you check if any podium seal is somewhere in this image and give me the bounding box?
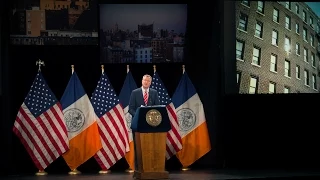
[146,109,162,127]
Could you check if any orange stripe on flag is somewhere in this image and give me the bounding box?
[176,122,211,167]
[63,121,102,170]
[125,141,135,170]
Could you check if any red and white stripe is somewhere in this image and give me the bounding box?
[12,103,69,170]
[165,103,182,159]
[94,104,129,170]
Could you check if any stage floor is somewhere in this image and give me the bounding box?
[2,169,320,180]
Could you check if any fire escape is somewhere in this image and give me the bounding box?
[316,21,320,77]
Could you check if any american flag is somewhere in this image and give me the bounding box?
[91,72,129,170]
[12,72,69,170]
[151,72,182,159]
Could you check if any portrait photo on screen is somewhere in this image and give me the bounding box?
[99,4,188,63]
[9,0,98,45]
[235,1,320,94]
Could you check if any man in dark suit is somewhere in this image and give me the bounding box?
[128,74,160,117]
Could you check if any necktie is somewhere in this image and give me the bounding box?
[144,91,148,105]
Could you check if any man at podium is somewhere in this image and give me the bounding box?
[129,74,160,117]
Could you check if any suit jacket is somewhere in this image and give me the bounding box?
[128,87,160,117]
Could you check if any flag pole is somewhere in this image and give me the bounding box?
[125,64,133,173]
[180,64,190,172]
[68,64,81,175]
[71,65,74,74]
[125,64,135,173]
[101,64,105,74]
[36,59,45,72]
[34,59,48,176]
[153,64,156,73]
[97,64,112,174]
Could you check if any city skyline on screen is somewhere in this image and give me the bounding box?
[99,4,187,35]
[99,4,188,64]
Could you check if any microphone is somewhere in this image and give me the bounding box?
[148,96,152,106]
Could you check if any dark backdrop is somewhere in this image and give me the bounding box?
[2,0,320,177]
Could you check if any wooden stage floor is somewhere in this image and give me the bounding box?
[2,169,320,180]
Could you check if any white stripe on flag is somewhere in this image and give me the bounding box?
[14,120,47,168]
[17,109,53,164]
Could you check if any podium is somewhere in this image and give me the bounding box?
[131,105,171,180]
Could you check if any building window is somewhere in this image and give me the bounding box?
[252,46,261,65]
[236,39,244,60]
[270,54,277,72]
[310,34,314,47]
[304,48,308,62]
[296,65,300,79]
[303,27,307,41]
[237,71,241,90]
[303,10,307,22]
[241,0,250,7]
[249,76,258,94]
[296,23,299,34]
[285,15,291,30]
[273,8,279,23]
[304,69,309,86]
[296,43,300,55]
[257,1,264,13]
[311,52,315,67]
[272,30,278,46]
[285,2,290,9]
[269,82,276,94]
[255,21,263,38]
[285,60,291,77]
[296,4,299,14]
[312,74,317,89]
[284,86,290,93]
[239,13,248,31]
[310,16,313,27]
[285,36,291,53]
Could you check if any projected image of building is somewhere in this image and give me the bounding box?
[9,0,98,45]
[236,1,320,93]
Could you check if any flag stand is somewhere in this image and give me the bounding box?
[68,169,81,175]
[125,168,134,173]
[35,60,47,177]
[180,65,189,172]
[35,170,48,176]
[99,169,111,174]
[181,167,190,171]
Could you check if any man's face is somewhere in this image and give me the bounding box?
[142,76,151,89]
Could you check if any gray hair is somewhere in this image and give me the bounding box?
[143,74,152,80]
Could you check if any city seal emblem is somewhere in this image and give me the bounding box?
[125,112,132,132]
[64,108,85,132]
[146,109,162,127]
[177,108,196,132]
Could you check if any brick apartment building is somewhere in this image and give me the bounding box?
[236,1,320,93]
